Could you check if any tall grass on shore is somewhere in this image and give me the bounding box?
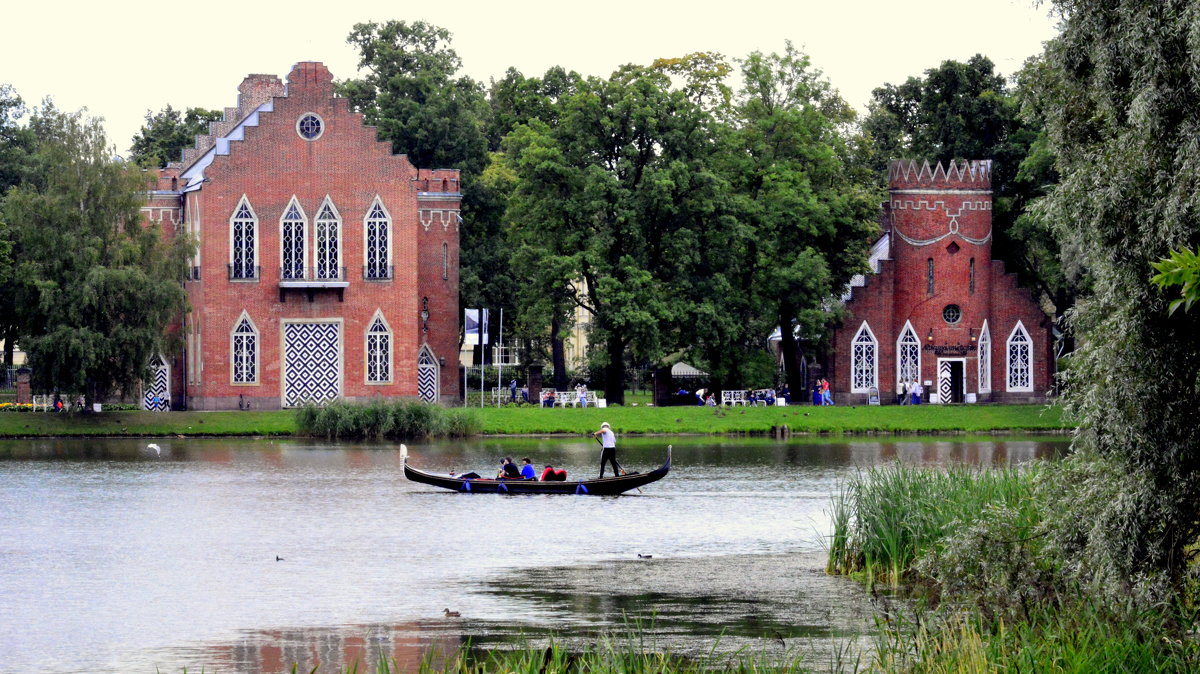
[826,463,1042,586]
[296,400,481,440]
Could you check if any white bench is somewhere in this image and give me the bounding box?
[32,395,51,412]
[721,390,749,406]
[557,391,599,408]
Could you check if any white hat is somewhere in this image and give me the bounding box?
[601,422,611,429]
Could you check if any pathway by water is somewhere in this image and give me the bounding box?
[0,436,1065,673]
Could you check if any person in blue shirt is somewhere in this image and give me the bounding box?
[520,457,537,480]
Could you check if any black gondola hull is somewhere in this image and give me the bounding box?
[402,447,671,496]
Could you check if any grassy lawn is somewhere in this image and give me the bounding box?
[0,403,1068,437]
[0,410,296,437]
[475,402,1066,435]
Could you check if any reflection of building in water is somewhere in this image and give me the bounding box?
[192,622,463,673]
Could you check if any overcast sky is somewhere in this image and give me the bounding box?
[5,0,1060,156]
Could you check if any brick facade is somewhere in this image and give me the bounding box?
[140,62,460,410]
[829,160,1052,404]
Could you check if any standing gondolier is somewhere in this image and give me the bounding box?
[593,421,622,478]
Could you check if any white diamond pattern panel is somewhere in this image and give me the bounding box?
[851,327,877,392]
[366,203,389,279]
[418,348,438,402]
[938,360,953,403]
[897,327,920,386]
[142,356,169,411]
[316,203,339,280]
[978,328,991,393]
[284,323,341,407]
[281,202,305,280]
[1007,328,1031,390]
[232,318,256,384]
[231,202,256,279]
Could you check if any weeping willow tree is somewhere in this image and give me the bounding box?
[1039,0,1200,597]
[2,102,191,405]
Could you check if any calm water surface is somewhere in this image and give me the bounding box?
[0,435,1066,673]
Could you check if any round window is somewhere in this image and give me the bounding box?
[297,113,324,140]
[942,304,962,325]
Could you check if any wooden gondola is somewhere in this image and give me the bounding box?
[401,445,671,496]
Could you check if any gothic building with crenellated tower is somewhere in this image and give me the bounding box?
[829,159,1052,404]
[140,62,460,410]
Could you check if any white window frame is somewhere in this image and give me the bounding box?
[363,196,392,281]
[279,196,307,280]
[1005,320,1033,392]
[228,195,258,280]
[978,320,992,394]
[365,310,393,385]
[850,321,878,393]
[896,320,921,390]
[314,196,342,281]
[230,311,259,385]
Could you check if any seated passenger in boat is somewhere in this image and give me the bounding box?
[540,465,568,481]
[497,457,522,479]
[520,458,537,480]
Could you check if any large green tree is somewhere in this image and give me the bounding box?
[3,102,191,404]
[0,84,36,373]
[504,65,725,404]
[715,44,880,392]
[1039,0,1200,596]
[128,105,222,168]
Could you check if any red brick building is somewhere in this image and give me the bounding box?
[829,160,1052,404]
[140,62,460,410]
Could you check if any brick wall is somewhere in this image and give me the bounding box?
[831,160,1052,404]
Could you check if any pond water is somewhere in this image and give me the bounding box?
[0,435,1067,673]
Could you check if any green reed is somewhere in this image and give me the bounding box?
[826,462,1042,585]
[296,399,481,440]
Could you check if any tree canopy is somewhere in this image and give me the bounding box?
[128,105,222,168]
[2,102,191,403]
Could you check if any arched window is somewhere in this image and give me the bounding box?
[896,321,920,388]
[978,320,992,394]
[1006,321,1032,392]
[314,197,342,280]
[366,311,392,384]
[280,197,306,280]
[231,312,258,384]
[363,197,390,280]
[229,196,257,280]
[927,258,935,294]
[851,321,878,393]
[442,241,449,280]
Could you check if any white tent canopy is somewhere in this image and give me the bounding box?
[671,362,708,378]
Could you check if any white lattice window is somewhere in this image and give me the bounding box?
[366,312,392,384]
[978,321,992,394]
[364,198,390,280]
[851,321,878,393]
[231,312,258,384]
[896,321,920,388]
[229,197,257,279]
[281,197,306,280]
[1006,321,1032,392]
[315,197,341,280]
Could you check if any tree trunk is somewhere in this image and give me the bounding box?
[551,315,567,391]
[604,333,626,406]
[778,305,805,397]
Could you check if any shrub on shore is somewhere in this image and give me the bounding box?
[296,400,481,440]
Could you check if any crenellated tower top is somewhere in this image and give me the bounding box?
[888,159,991,191]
